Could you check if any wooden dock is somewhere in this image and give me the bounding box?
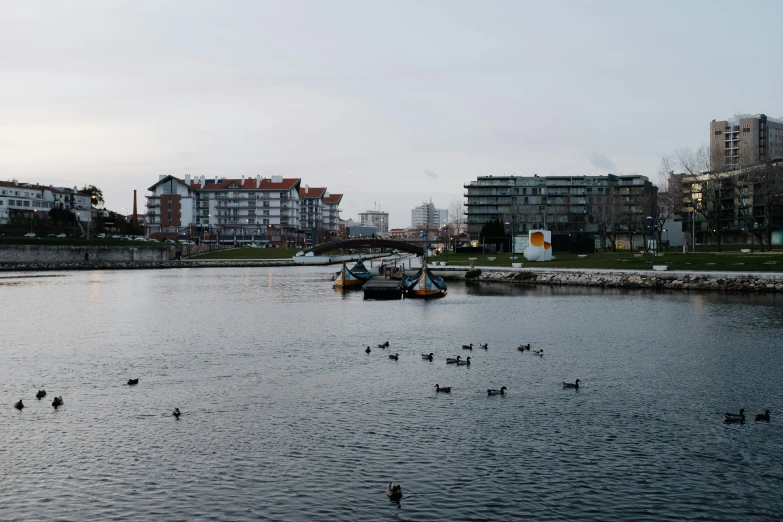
[363,277,403,300]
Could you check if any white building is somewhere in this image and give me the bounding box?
[0,181,92,225]
[358,210,389,236]
[411,200,446,228]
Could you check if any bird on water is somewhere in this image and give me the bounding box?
[462,343,473,350]
[15,400,24,410]
[446,355,461,364]
[36,390,47,400]
[386,483,403,502]
[173,408,181,419]
[456,357,471,366]
[421,353,434,361]
[378,341,389,349]
[724,409,745,423]
[563,379,580,389]
[389,353,399,361]
[755,410,770,422]
[487,386,507,395]
[52,396,64,409]
[434,384,451,393]
[127,378,139,385]
[365,346,371,354]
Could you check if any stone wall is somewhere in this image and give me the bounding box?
[0,245,172,265]
[465,269,783,292]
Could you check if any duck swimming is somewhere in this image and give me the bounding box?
[517,343,531,351]
[434,384,451,393]
[386,483,403,502]
[173,408,181,419]
[563,379,580,389]
[532,349,544,356]
[127,378,139,386]
[724,409,745,423]
[487,386,507,395]
[389,353,399,361]
[461,343,473,350]
[365,346,371,354]
[456,357,471,366]
[421,353,434,361]
[378,341,390,349]
[14,400,24,410]
[36,390,47,400]
[479,343,488,349]
[52,396,64,409]
[755,410,770,422]
[446,355,461,364]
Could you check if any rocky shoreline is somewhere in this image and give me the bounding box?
[467,268,783,292]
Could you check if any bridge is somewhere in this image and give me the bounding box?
[305,238,424,256]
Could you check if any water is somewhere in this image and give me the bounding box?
[2,266,782,521]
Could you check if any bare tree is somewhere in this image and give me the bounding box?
[734,162,783,250]
[448,198,467,250]
[596,188,623,250]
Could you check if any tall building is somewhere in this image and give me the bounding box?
[411,200,445,228]
[710,114,783,170]
[358,210,389,236]
[463,174,655,240]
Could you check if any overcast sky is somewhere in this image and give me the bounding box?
[2,0,782,228]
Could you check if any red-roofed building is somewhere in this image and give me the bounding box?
[146,174,302,246]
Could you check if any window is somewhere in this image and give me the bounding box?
[715,129,722,135]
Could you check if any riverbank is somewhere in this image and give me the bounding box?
[460,267,783,292]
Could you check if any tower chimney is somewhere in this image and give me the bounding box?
[131,190,138,228]
[256,175,261,188]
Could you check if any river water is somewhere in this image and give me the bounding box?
[2,266,782,521]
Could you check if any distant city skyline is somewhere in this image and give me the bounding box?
[2,1,783,228]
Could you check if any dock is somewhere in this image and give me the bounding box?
[363,277,403,300]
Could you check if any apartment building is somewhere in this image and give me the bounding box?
[710,114,783,170]
[0,181,92,225]
[358,210,389,236]
[463,174,655,241]
[411,201,446,228]
[146,175,343,246]
[147,175,302,246]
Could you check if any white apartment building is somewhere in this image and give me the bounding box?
[411,200,445,228]
[358,210,389,236]
[0,181,92,225]
[147,175,343,246]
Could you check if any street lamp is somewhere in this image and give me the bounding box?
[646,216,654,266]
[504,220,517,262]
[31,209,37,233]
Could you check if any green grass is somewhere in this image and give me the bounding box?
[428,250,783,272]
[193,247,298,260]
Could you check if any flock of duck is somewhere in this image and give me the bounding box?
[13,378,181,419]
[724,408,771,423]
[365,340,579,395]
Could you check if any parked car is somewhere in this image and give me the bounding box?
[96,233,106,239]
[164,239,176,244]
[24,232,36,237]
[134,237,147,241]
[181,240,195,245]
[112,234,122,239]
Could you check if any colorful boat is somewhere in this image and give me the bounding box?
[333,260,372,288]
[403,262,447,298]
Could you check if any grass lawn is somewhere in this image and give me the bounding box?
[193,247,299,260]
[428,250,783,272]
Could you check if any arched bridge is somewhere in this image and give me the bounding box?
[305,238,424,256]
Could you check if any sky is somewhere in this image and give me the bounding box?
[2,0,783,228]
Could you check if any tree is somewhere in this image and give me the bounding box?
[596,188,623,250]
[734,162,783,250]
[479,217,506,252]
[448,198,467,250]
[79,185,104,207]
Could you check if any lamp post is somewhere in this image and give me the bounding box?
[504,220,516,262]
[646,216,654,266]
[31,209,37,233]
[662,228,668,252]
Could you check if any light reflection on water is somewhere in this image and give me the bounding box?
[1,267,782,521]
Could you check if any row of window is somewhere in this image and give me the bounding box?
[0,199,55,209]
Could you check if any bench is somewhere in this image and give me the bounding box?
[741,249,751,253]
[652,265,668,271]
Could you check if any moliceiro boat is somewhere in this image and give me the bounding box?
[333,260,372,288]
[403,262,447,298]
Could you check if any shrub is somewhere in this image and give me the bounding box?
[465,269,482,279]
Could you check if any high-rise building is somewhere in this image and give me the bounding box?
[710,114,783,170]
[463,174,655,240]
[411,200,446,228]
[358,210,389,236]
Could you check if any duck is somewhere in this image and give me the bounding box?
[461,343,473,350]
[389,353,399,361]
[755,410,770,422]
[14,399,24,410]
[173,408,181,419]
[487,386,507,395]
[517,343,531,351]
[479,343,488,349]
[532,349,543,356]
[127,378,139,386]
[563,379,580,389]
[52,396,64,409]
[434,384,451,393]
[446,355,462,364]
[378,341,389,349]
[386,483,403,502]
[365,346,371,354]
[456,356,471,366]
[724,409,745,423]
[36,389,47,400]
[421,352,434,361]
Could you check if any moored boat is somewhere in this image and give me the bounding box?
[333,260,372,288]
[403,262,447,298]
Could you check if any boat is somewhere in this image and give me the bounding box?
[332,260,372,288]
[403,262,447,298]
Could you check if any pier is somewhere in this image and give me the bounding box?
[363,277,403,300]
